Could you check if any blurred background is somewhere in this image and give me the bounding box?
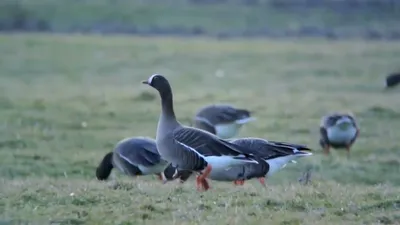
[1,0,399,40]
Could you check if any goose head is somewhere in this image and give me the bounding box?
[142,74,171,94]
[333,116,355,131]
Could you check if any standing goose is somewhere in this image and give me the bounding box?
[142,74,259,191]
[207,137,313,186]
[96,137,179,183]
[193,104,255,139]
[319,112,360,157]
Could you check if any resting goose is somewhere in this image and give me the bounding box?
[96,137,178,183]
[142,74,259,191]
[193,104,255,139]
[319,113,360,157]
[208,137,313,186]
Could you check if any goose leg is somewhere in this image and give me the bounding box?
[345,145,351,159]
[197,165,212,191]
[196,175,203,191]
[233,180,245,186]
[323,145,331,155]
[258,177,266,187]
[196,175,210,191]
[201,179,210,190]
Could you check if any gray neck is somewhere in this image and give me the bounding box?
[160,92,176,120]
[157,89,179,139]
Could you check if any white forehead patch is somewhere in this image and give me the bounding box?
[148,74,160,84]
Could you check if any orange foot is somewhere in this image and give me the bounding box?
[196,165,212,192]
[258,177,266,187]
[196,176,210,191]
[233,180,245,186]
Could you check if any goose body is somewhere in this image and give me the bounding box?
[193,104,255,139]
[208,137,313,186]
[319,113,359,157]
[95,137,179,183]
[142,74,259,191]
[385,72,400,88]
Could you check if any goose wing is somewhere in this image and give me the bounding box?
[173,126,258,158]
[116,138,162,167]
[231,138,311,160]
[195,105,250,125]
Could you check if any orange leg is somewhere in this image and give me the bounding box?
[233,180,245,186]
[258,177,266,187]
[156,173,163,181]
[345,145,351,158]
[196,175,203,191]
[196,165,212,192]
[201,179,210,190]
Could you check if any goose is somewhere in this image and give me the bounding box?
[208,137,313,186]
[193,104,255,139]
[385,72,400,88]
[319,113,360,157]
[142,74,260,191]
[96,136,179,183]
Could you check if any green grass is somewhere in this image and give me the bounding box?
[1,33,400,224]
[1,0,399,38]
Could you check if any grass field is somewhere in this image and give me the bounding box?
[1,34,400,224]
[1,0,399,39]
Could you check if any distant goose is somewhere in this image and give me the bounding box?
[193,104,255,139]
[319,113,360,157]
[96,137,179,183]
[385,72,400,88]
[142,74,260,191]
[207,138,313,186]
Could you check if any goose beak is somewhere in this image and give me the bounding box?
[142,80,149,84]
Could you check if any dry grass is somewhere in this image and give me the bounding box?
[0,34,399,224]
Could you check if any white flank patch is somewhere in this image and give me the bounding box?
[215,123,241,139]
[327,126,357,144]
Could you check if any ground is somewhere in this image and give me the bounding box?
[0,34,400,224]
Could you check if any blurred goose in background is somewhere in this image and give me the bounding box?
[319,113,360,157]
[210,138,313,186]
[193,104,255,139]
[96,137,180,183]
[385,72,400,88]
[142,74,260,191]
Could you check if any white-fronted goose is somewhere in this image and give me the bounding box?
[96,137,177,183]
[207,137,313,186]
[319,112,360,157]
[193,104,255,139]
[142,74,259,191]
